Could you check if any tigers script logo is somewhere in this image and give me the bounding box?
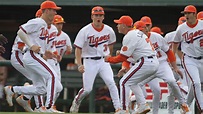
[88,34,110,47]
[182,29,203,43]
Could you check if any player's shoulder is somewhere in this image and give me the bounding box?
[125,29,146,39]
[165,31,176,37]
[150,32,163,38]
[27,18,46,25]
[103,24,113,29]
[61,31,70,37]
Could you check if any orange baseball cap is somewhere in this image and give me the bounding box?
[181,5,196,14]
[150,27,163,35]
[133,21,146,31]
[114,16,133,26]
[91,6,104,15]
[197,11,203,20]
[40,1,61,10]
[140,16,152,25]
[35,9,42,18]
[178,16,186,25]
[54,15,65,24]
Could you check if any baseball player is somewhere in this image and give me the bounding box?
[150,26,164,35]
[69,6,121,113]
[52,14,72,81]
[164,16,188,114]
[4,1,63,113]
[133,19,189,114]
[106,15,159,114]
[197,11,203,20]
[173,5,203,114]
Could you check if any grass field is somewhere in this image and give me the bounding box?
[0,112,109,114]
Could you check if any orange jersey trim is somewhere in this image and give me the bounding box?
[107,54,128,64]
[166,49,176,63]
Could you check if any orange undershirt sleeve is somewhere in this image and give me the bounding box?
[122,61,130,69]
[166,49,176,63]
[107,54,128,64]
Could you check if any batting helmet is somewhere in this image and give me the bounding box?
[197,11,203,20]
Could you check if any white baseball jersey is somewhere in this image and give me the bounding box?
[11,36,24,53]
[120,29,156,62]
[174,20,203,57]
[20,18,48,54]
[149,32,169,62]
[74,23,116,57]
[54,31,72,56]
[164,31,176,46]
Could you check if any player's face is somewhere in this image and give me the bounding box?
[146,24,152,33]
[116,24,126,34]
[47,9,57,22]
[54,23,63,32]
[184,12,196,24]
[91,14,104,24]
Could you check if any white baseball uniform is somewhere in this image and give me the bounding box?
[12,17,62,108]
[73,23,121,110]
[34,24,59,109]
[119,29,159,110]
[139,32,186,114]
[174,19,203,111]
[165,30,189,114]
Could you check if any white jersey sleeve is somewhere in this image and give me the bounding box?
[108,27,116,45]
[74,27,86,48]
[20,18,48,54]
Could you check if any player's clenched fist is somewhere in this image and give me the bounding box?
[77,65,84,73]
[104,55,111,62]
[30,45,41,53]
[116,50,120,55]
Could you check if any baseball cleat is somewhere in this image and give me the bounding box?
[16,95,33,112]
[46,106,65,113]
[34,106,47,112]
[114,108,122,114]
[70,97,80,113]
[180,103,190,114]
[133,103,150,114]
[4,86,14,106]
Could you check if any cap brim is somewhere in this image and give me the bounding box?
[114,20,121,24]
[52,7,62,10]
[181,11,185,14]
[92,12,104,15]
[181,11,195,14]
[54,21,66,24]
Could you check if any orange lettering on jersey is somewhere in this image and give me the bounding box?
[88,34,110,47]
[152,42,159,49]
[182,29,203,43]
[39,28,48,40]
[122,46,128,51]
[52,40,66,48]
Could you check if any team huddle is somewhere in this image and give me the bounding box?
[2,0,203,114]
